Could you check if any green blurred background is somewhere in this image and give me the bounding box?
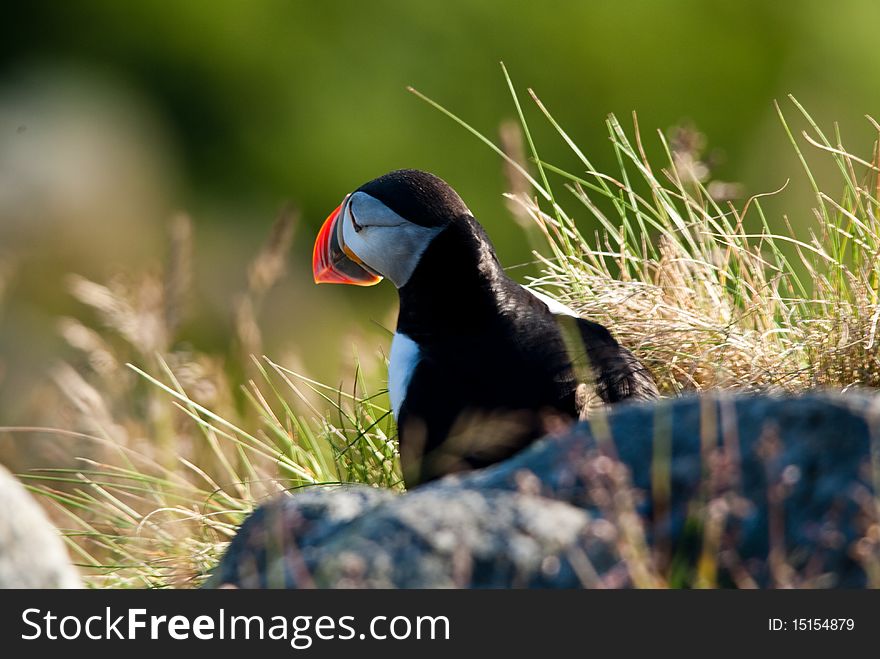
[1,0,878,439]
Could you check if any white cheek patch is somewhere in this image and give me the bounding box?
[341,192,442,288]
[388,332,421,420]
[526,288,579,318]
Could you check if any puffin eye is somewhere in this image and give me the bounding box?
[349,206,364,233]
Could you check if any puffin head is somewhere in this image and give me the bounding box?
[312,169,470,288]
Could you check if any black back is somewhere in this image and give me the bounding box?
[396,216,578,484]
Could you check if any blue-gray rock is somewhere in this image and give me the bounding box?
[210,392,880,588]
[0,464,81,588]
[209,485,621,588]
[207,485,396,587]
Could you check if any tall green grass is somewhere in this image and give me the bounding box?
[16,71,880,587]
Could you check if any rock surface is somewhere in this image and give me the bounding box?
[210,392,880,588]
[0,463,81,588]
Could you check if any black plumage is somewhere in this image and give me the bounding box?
[382,177,658,484]
[357,169,470,229]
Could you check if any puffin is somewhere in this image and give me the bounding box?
[313,169,658,485]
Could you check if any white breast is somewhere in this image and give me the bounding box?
[388,332,421,420]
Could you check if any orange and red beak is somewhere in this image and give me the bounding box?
[312,196,382,286]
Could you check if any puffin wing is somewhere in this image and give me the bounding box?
[566,315,659,404]
[526,289,659,413]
